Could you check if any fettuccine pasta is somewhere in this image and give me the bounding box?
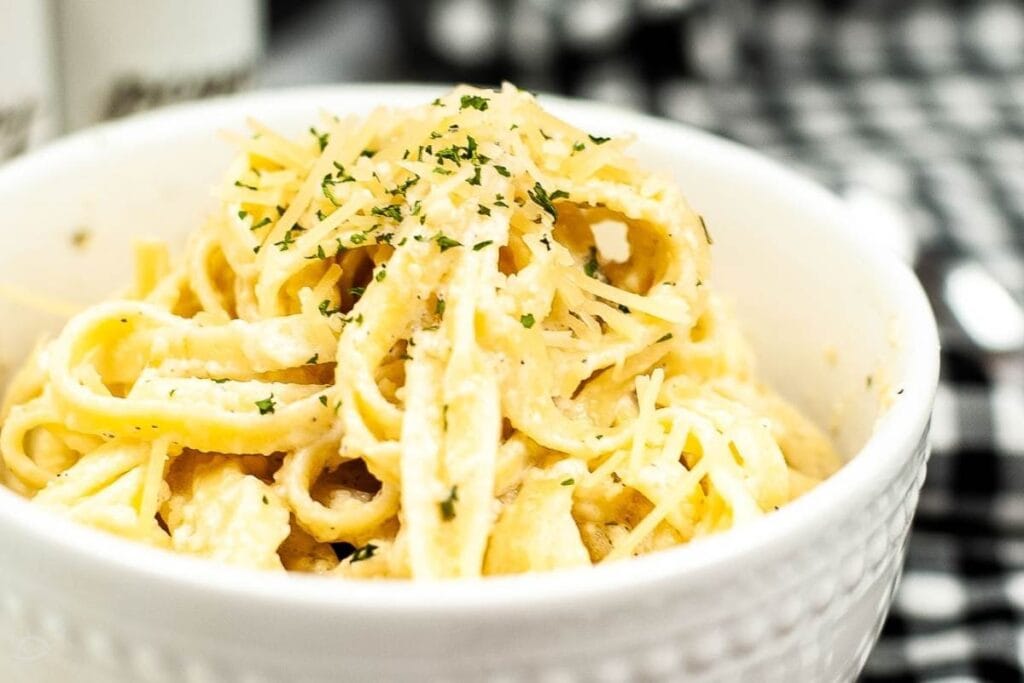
[0,85,841,578]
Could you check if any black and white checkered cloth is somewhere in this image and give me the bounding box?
[361,0,1024,679]
[640,3,1024,680]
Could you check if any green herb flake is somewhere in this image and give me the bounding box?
[237,210,248,220]
[467,166,482,186]
[561,478,575,486]
[439,486,459,521]
[493,165,511,178]
[588,134,611,145]
[435,297,446,317]
[572,141,585,153]
[477,204,491,216]
[251,217,271,231]
[318,395,328,406]
[371,204,403,222]
[211,378,229,384]
[375,266,387,282]
[255,395,276,415]
[310,127,329,152]
[473,240,493,251]
[234,180,259,191]
[657,333,674,343]
[318,299,341,317]
[527,182,565,220]
[435,233,463,252]
[617,303,631,314]
[520,313,536,329]
[584,246,600,278]
[459,94,490,111]
[306,353,319,365]
[273,231,295,251]
[349,286,366,300]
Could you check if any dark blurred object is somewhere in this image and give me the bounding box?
[385,0,751,107]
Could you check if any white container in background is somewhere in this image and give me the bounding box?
[55,0,263,131]
[0,0,58,160]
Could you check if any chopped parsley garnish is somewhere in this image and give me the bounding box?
[273,231,295,251]
[588,134,611,145]
[493,165,511,178]
[520,313,536,328]
[527,182,567,220]
[234,180,258,191]
[435,145,461,165]
[572,141,586,153]
[350,543,378,563]
[238,210,248,220]
[539,129,552,140]
[493,194,508,208]
[371,204,402,222]
[439,486,459,521]
[211,378,229,384]
[332,162,355,181]
[306,353,319,365]
[304,244,327,260]
[699,215,713,245]
[561,478,575,486]
[349,286,365,299]
[459,94,490,111]
[657,332,674,343]
[360,148,376,158]
[433,167,453,175]
[431,98,444,107]
[390,174,420,196]
[255,395,276,415]
[435,297,446,317]
[251,217,271,231]
[318,299,342,316]
[435,233,462,252]
[477,204,491,216]
[473,240,493,251]
[318,395,328,406]
[310,127,329,152]
[349,232,367,245]
[539,234,552,251]
[322,175,344,206]
[375,266,387,282]
[467,166,482,186]
[584,246,600,278]
[618,304,631,314]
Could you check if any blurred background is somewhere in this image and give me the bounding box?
[3,1,1024,680]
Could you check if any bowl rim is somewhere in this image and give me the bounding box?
[0,83,940,616]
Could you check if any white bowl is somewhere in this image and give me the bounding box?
[0,85,939,683]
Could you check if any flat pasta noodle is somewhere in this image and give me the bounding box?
[0,84,842,578]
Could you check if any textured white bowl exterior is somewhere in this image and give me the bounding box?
[0,86,939,683]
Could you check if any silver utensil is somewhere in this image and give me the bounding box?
[845,186,1024,355]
